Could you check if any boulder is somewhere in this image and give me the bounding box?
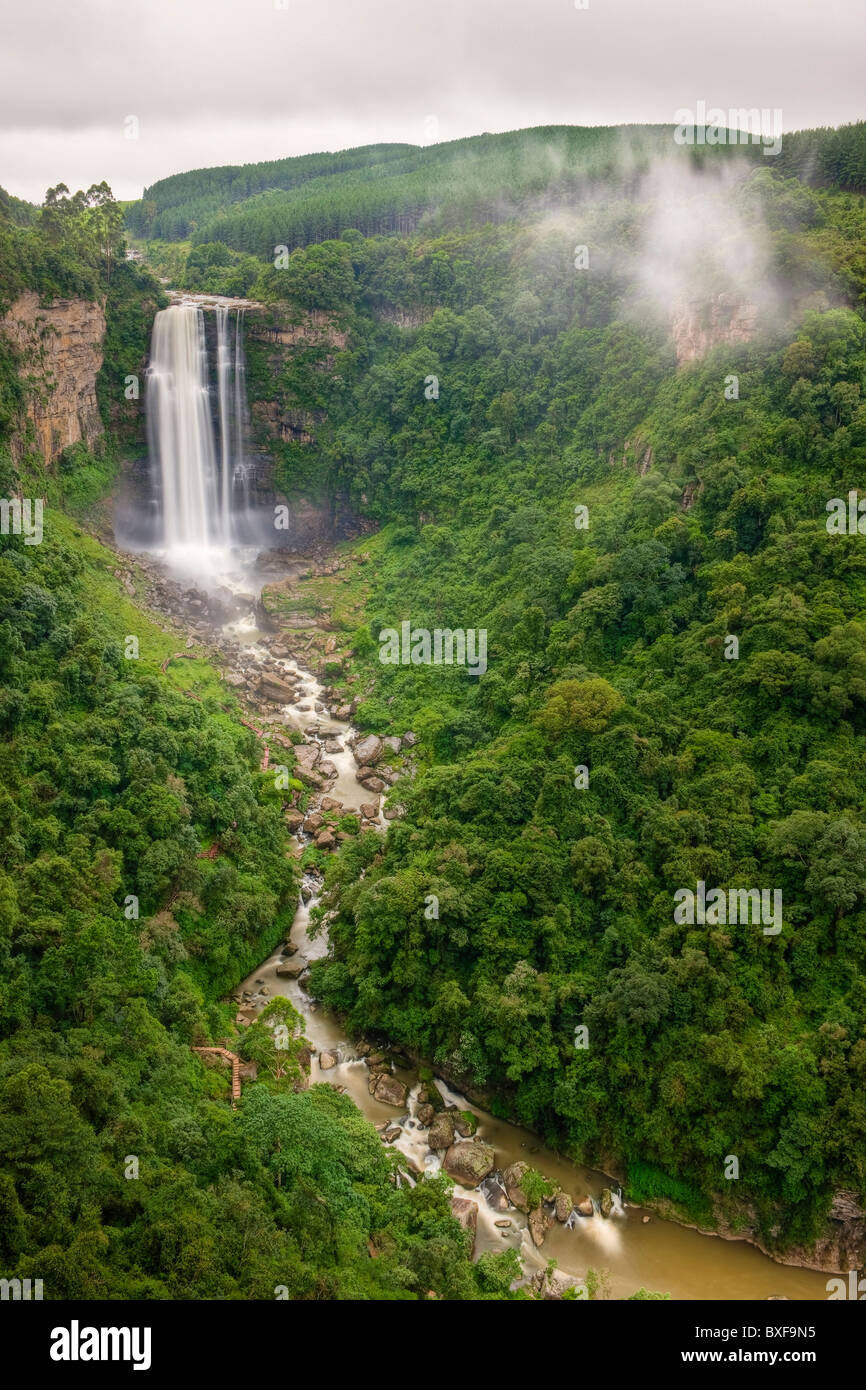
[416,1103,435,1126]
[293,743,321,774]
[374,1073,408,1107]
[502,1160,531,1213]
[258,674,297,703]
[528,1206,551,1248]
[401,731,417,747]
[450,1197,478,1256]
[383,736,402,754]
[428,1112,457,1150]
[576,1195,594,1217]
[360,801,379,819]
[554,1192,574,1223]
[315,829,336,850]
[358,776,385,794]
[319,1051,337,1070]
[321,796,342,812]
[600,1187,615,1217]
[443,1141,496,1188]
[284,809,304,832]
[453,1111,478,1138]
[531,1267,586,1301]
[353,734,383,766]
[275,959,304,978]
[304,811,323,832]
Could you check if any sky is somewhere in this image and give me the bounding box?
[0,0,863,204]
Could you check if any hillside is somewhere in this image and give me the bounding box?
[227,132,866,1263]
[3,119,866,1296]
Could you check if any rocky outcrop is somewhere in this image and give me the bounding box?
[246,307,348,352]
[353,734,383,766]
[428,1112,457,1151]
[502,1161,531,1212]
[671,293,758,365]
[443,1140,496,1187]
[528,1206,552,1248]
[373,1073,408,1107]
[2,291,106,464]
[531,1267,587,1301]
[450,1197,478,1255]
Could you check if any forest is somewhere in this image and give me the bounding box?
[1,118,865,1298]
[232,150,866,1253]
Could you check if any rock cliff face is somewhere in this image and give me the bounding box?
[2,292,106,464]
[243,304,346,465]
[671,293,758,364]
[246,307,348,353]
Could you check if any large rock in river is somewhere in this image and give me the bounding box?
[443,1140,495,1188]
[428,1112,457,1150]
[528,1205,552,1248]
[275,959,304,978]
[258,674,297,703]
[353,734,383,766]
[373,1073,408,1107]
[502,1160,531,1212]
[554,1192,574,1223]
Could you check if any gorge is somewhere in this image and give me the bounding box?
[2,121,865,1306]
[126,294,834,1299]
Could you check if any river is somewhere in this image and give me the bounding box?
[196,566,834,1303]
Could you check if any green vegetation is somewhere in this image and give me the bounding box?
[0,513,519,1298]
[125,123,866,258]
[271,152,866,1254]
[4,121,866,1297]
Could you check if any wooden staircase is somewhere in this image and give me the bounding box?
[191,1045,242,1108]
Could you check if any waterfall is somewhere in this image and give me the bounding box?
[233,308,250,515]
[147,304,217,550]
[147,302,250,554]
[215,305,233,541]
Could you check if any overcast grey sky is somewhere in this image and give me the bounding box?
[1,0,863,203]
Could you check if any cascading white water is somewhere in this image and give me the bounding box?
[215,305,233,540]
[233,308,251,515]
[147,302,250,555]
[147,304,217,550]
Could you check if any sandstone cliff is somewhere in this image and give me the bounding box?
[671,293,758,364]
[1,291,106,464]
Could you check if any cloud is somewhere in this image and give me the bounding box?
[1,0,863,202]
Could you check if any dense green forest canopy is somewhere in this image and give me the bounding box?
[2,121,866,1297]
[231,144,866,1250]
[0,512,517,1298]
[125,122,866,257]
